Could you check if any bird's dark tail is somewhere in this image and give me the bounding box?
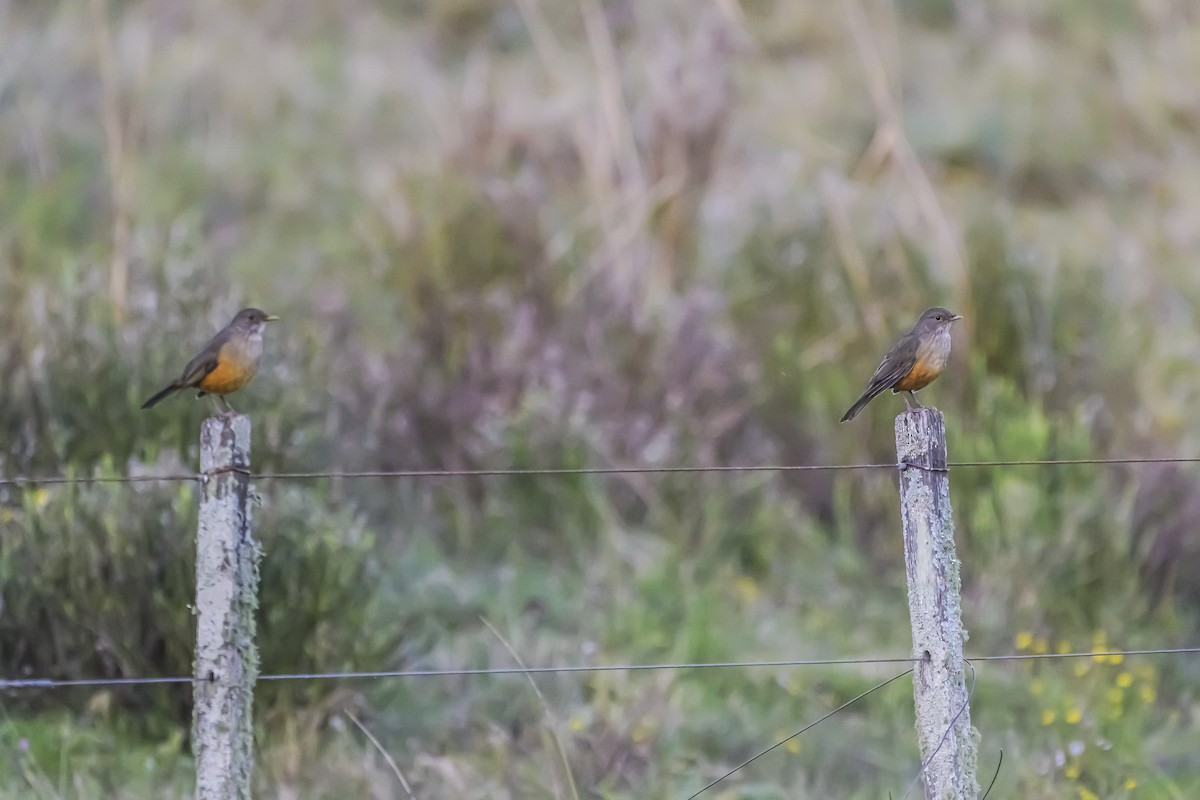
[840,388,882,423]
[141,383,181,410]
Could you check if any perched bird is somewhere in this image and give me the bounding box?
[841,307,962,422]
[141,308,279,415]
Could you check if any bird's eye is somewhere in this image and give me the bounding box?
[935,314,942,321]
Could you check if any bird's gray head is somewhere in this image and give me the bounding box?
[915,307,962,333]
[230,307,279,337]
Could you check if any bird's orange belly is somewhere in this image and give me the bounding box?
[893,360,942,392]
[197,359,255,395]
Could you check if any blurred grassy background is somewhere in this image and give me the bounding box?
[3,0,1200,797]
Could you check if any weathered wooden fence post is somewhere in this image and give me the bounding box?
[194,414,260,800]
[895,408,978,799]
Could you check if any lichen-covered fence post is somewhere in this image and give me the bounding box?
[194,414,261,800]
[895,408,978,799]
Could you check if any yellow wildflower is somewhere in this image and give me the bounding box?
[734,576,760,605]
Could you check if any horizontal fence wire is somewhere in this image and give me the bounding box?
[3,647,1198,691]
[2,455,1200,487]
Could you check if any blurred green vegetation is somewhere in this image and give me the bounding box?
[3,0,1200,797]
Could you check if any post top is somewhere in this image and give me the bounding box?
[894,408,947,469]
[199,414,252,473]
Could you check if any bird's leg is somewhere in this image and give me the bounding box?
[218,395,236,417]
[902,393,914,411]
[907,391,924,409]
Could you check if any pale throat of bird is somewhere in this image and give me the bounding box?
[231,329,265,362]
[915,326,952,368]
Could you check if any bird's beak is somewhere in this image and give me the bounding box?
[950,314,963,322]
[265,315,280,322]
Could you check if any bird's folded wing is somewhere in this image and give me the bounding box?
[177,349,220,388]
[865,349,916,393]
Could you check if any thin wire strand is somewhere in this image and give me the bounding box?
[3,455,1200,486]
[3,647,1196,691]
[686,669,915,799]
[981,750,1003,800]
[967,646,1200,662]
[1,656,918,689]
[0,473,200,486]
